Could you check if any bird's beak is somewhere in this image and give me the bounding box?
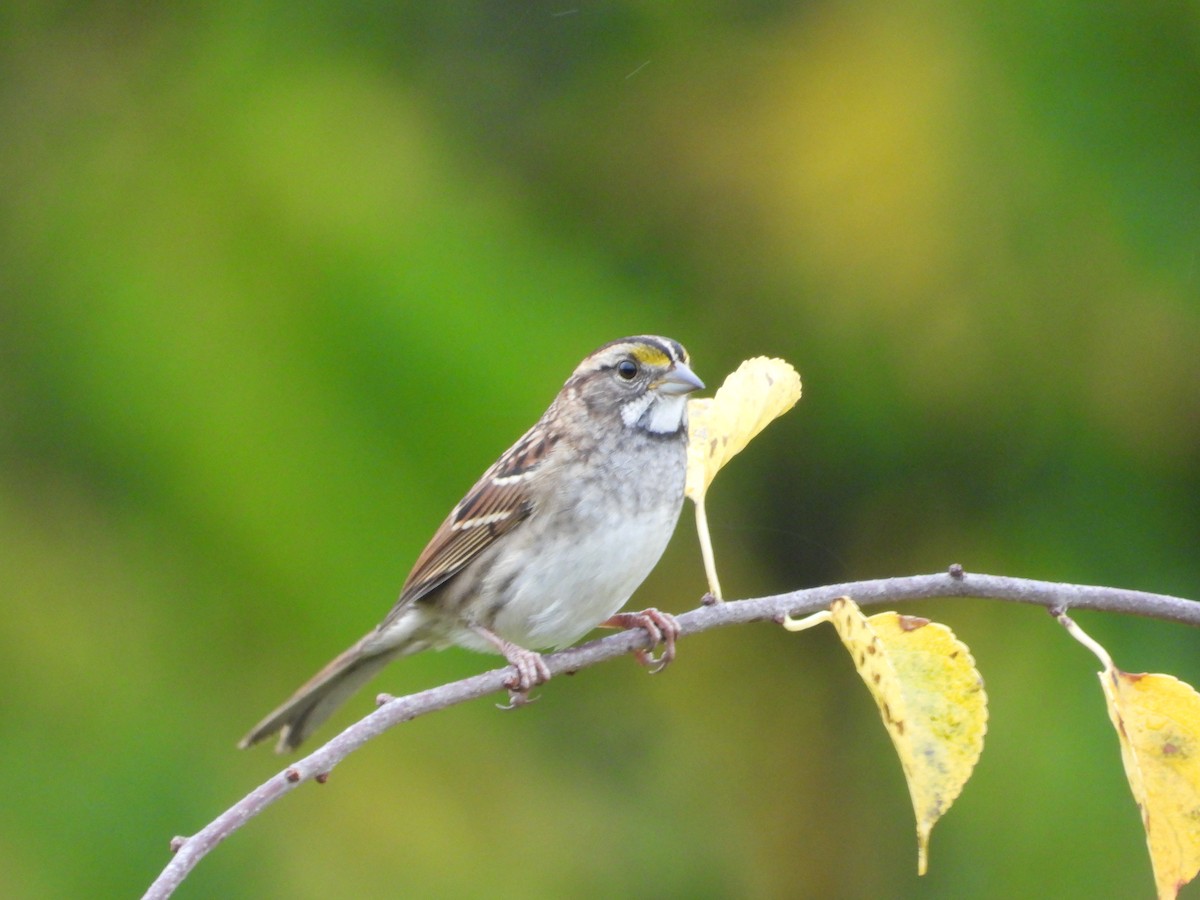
[655,361,705,395]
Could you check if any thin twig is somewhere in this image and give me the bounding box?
[142,569,1200,899]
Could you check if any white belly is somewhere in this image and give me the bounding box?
[481,499,681,650]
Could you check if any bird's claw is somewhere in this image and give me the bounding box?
[496,645,550,710]
[603,607,680,673]
[469,624,552,710]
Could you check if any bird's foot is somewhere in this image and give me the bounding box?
[601,608,680,673]
[472,625,551,708]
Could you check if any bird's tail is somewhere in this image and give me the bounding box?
[239,619,425,753]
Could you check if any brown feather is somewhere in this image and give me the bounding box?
[378,424,555,627]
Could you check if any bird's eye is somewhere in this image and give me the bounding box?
[616,359,639,381]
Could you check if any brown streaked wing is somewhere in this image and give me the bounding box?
[378,424,557,627]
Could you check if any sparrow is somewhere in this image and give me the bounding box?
[240,335,703,752]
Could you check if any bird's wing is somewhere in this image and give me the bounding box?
[379,422,559,626]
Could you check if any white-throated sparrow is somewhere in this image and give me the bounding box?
[240,335,704,752]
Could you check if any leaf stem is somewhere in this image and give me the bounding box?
[692,497,723,600]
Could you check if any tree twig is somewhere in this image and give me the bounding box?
[142,568,1200,899]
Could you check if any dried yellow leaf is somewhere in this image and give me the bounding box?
[685,357,802,502]
[1104,670,1200,900]
[1060,612,1200,900]
[685,357,801,598]
[786,597,988,874]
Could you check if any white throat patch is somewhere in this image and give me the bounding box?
[621,391,687,434]
[620,392,653,429]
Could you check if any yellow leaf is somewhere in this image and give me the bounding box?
[1059,612,1200,899]
[685,357,801,598]
[785,597,988,874]
[685,357,802,502]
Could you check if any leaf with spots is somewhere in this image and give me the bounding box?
[685,357,801,598]
[785,597,987,874]
[1058,612,1200,900]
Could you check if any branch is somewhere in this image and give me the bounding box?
[143,568,1200,899]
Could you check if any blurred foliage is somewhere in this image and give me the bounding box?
[2,2,1199,898]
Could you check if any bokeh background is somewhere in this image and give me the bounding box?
[4,2,1200,898]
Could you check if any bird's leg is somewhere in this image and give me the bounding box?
[599,608,680,673]
[470,625,551,708]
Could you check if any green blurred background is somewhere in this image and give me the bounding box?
[3,2,1199,898]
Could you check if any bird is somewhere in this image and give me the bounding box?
[239,335,704,752]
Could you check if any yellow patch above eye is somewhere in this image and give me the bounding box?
[631,345,671,366]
